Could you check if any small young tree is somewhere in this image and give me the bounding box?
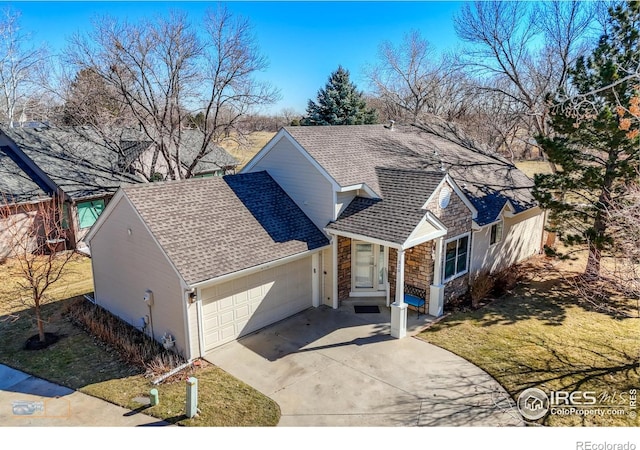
[1,197,76,344]
[304,66,377,125]
[533,1,640,277]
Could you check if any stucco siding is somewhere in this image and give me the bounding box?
[89,195,189,358]
[246,136,334,230]
[0,203,38,258]
[471,207,544,274]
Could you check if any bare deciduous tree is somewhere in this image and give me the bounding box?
[454,0,597,161]
[65,6,279,180]
[0,8,49,127]
[366,30,465,123]
[607,180,640,316]
[1,197,76,344]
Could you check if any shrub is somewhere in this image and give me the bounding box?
[64,297,185,376]
[470,271,494,308]
[491,265,523,297]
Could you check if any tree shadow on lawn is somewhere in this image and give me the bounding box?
[436,256,639,331]
[432,272,573,330]
[0,296,143,391]
[495,332,640,426]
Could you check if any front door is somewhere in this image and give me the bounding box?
[352,241,387,294]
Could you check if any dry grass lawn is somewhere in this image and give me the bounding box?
[419,249,640,427]
[0,253,280,426]
[514,160,555,178]
[221,131,276,170]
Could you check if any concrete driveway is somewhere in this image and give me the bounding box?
[0,365,167,427]
[206,305,523,426]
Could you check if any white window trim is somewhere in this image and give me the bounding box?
[443,232,471,283]
[489,220,504,247]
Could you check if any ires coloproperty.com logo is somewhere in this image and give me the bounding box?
[517,387,637,421]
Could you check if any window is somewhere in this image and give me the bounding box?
[61,203,70,230]
[77,199,105,229]
[444,234,469,280]
[490,221,503,245]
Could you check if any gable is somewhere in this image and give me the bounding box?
[327,168,446,245]
[118,172,329,286]
[424,179,475,237]
[242,131,337,230]
[282,123,537,225]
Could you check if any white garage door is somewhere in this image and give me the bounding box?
[201,256,313,351]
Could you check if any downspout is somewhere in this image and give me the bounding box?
[196,288,205,358]
[181,286,193,361]
[540,208,548,253]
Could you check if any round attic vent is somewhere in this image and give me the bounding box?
[439,186,451,209]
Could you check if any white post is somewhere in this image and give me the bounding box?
[332,236,339,309]
[312,253,320,307]
[390,248,407,338]
[186,377,198,418]
[429,238,445,317]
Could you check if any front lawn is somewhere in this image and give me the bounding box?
[0,254,280,426]
[419,254,639,426]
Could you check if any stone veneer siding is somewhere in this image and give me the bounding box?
[404,241,434,292]
[337,236,351,301]
[388,247,397,301]
[426,181,474,302]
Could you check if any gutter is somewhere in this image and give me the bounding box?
[189,246,329,289]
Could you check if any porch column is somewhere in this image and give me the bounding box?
[390,248,407,339]
[429,237,445,317]
[332,236,339,309]
[312,253,320,307]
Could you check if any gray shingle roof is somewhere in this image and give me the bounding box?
[327,168,445,244]
[1,127,142,200]
[0,145,49,204]
[123,171,329,285]
[285,120,536,226]
[174,130,239,174]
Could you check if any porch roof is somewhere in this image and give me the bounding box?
[326,168,445,245]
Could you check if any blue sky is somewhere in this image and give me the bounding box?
[5,1,464,114]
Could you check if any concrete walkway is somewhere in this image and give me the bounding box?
[206,306,524,427]
[0,365,167,426]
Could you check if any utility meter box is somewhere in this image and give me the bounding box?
[143,289,154,306]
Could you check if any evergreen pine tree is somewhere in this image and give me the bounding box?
[304,66,377,125]
[534,0,640,277]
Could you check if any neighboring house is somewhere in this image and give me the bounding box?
[0,126,143,252]
[119,128,239,180]
[178,129,240,177]
[0,145,51,258]
[87,120,545,358]
[0,126,238,254]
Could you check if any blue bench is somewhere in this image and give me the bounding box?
[404,284,426,317]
